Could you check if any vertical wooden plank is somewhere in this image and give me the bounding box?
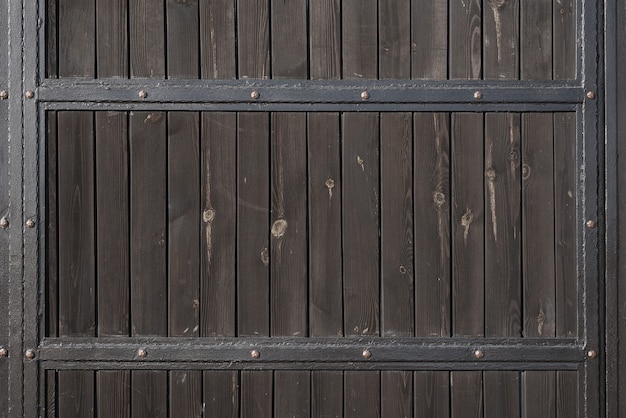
[309,0,341,79]
[382,371,413,417]
[58,0,95,76]
[96,371,130,418]
[199,0,236,79]
[308,112,343,337]
[203,371,239,417]
[449,0,482,79]
[342,0,377,78]
[412,0,447,79]
[312,371,343,418]
[451,372,483,418]
[46,370,57,418]
[130,0,165,77]
[170,371,203,417]
[379,0,410,79]
[237,112,270,337]
[522,113,556,338]
[484,113,522,338]
[484,372,519,418]
[556,371,577,417]
[520,0,552,79]
[131,371,168,418]
[200,112,237,337]
[270,0,307,78]
[58,111,96,337]
[345,372,380,418]
[414,371,450,418]
[47,0,58,77]
[96,0,128,77]
[166,0,199,78]
[237,0,270,79]
[46,112,59,337]
[270,113,307,336]
[274,371,311,417]
[240,371,272,418]
[553,0,576,79]
[451,113,484,337]
[522,371,555,418]
[483,0,519,79]
[57,371,94,417]
[95,111,129,337]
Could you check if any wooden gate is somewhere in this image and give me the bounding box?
[0,0,607,416]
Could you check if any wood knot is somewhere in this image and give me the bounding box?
[509,149,520,161]
[271,219,288,238]
[144,112,162,123]
[433,191,446,206]
[260,248,269,267]
[325,178,335,189]
[203,208,216,223]
[399,265,407,274]
[522,164,531,180]
[461,210,474,227]
[356,156,365,171]
[486,168,496,181]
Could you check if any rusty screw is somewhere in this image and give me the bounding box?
[250,90,260,100]
[0,90,8,100]
[25,219,35,228]
[251,350,260,359]
[473,91,483,100]
[0,218,8,229]
[587,350,597,359]
[138,90,148,99]
[25,349,35,360]
[586,91,596,100]
[0,348,7,357]
[137,348,147,358]
[25,90,34,99]
[474,349,485,359]
[586,219,596,229]
[360,91,370,100]
[362,349,372,360]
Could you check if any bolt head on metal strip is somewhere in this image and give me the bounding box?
[250,90,260,100]
[251,349,260,359]
[473,91,483,100]
[138,90,148,99]
[0,218,8,229]
[26,219,35,228]
[586,219,596,229]
[25,90,34,99]
[587,350,597,359]
[362,349,372,359]
[0,348,7,357]
[473,349,485,359]
[360,91,370,100]
[586,91,596,100]
[0,90,7,100]
[25,349,35,360]
[137,348,147,358]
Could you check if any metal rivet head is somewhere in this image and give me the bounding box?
[473,91,483,100]
[474,349,485,359]
[25,219,35,228]
[25,349,35,360]
[586,219,596,229]
[0,218,8,229]
[362,349,372,359]
[25,90,34,99]
[250,90,260,100]
[361,91,370,100]
[137,348,147,358]
[0,348,7,357]
[138,90,148,99]
[251,350,260,359]
[587,350,597,359]
[586,91,596,100]
[0,90,8,100]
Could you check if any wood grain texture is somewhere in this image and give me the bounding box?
[237,0,270,78]
[381,113,414,337]
[200,0,236,79]
[130,0,165,77]
[522,371,555,418]
[556,371,577,417]
[451,113,484,337]
[58,0,95,76]
[379,0,410,79]
[309,0,341,79]
[58,111,95,337]
[308,113,343,337]
[170,371,203,417]
[271,0,307,78]
[167,112,200,337]
[484,371,520,418]
[522,113,556,337]
[342,113,380,337]
[345,372,380,418]
[451,372,483,418]
[311,371,343,417]
[521,0,552,79]
[57,371,94,417]
[484,113,522,337]
[381,371,412,417]
[166,0,199,78]
[449,0,482,79]
[46,370,56,418]
[414,113,451,337]
[237,112,270,337]
[342,0,377,78]
[274,371,311,417]
[96,0,128,77]
[270,113,308,337]
[95,111,129,336]
[553,0,576,79]
[131,371,167,418]
[203,371,239,417]
[47,112,59,337]
[201,112,237,337]
[47,0,58,77]
[96,371,130,418]
[414,371,450,418]
[483,0,519,79]
[412,0,447,79]
[240,371,272,418]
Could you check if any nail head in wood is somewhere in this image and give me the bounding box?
[360,91,370,100]
[0,90,7,100]
[137,348,147,358]
[25,349,35,360]
[251,350,260,359]
[362,349,372,359]
[251,90,260,100]
[25,219,35,228]
[586,91,596,100]
[586,219,596,229]
[25,90,34,99]
[0,348,7,357]
[474,349,485,359]
[0,218,8,229]
[138,90,148,99]
[587,350,597,359]
[473,91,483,100]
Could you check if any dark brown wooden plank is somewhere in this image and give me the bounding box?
[414,371,450,418]
[450,372,483,418]
[46,370,56,418]
[484,371,519,418]
[411,0,447,79]
[554,113,577,338]
[131,371,167,418]
[203,371,239,417]
[200,112,237,337]
[345,372,380,418]
[95,111,129,336]
[342,0,377,78]
[47,112,59,337]
[309,0,341,79]
[167,112,200,337]
[237,0,270,78]
[270,0,307,78]
[270,113,308,336]
[130,111,167,336]
[413,113,451,337]
[47,0,58,77]
[58,371,94,417]
[58,0,95,76]
[556,371,577,418]
[451,113,484,337]
[308,112,343,337]
[522,371,555,418]
[553,0,576,79]
[381,113,414,337]
[379,0,410,79]
[58,111,96,337]
[484,113,522,337]
[199,0,236,79]
[130,0,165,77]
[311,371,343,418]
[170,371,203,417]
[166,0,199,78]
[382,371,412,417]
[522,113,556,337]
[449,0,482,79]
[520,0,552,79]
[96,371,130,418]
[237,112,270,336]
[483,0,519,79]
[240,371,272,418]
[343,112,380,337]
[96,0,128,77]
[274,371,311,417]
